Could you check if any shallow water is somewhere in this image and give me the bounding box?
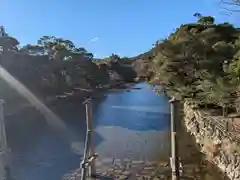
[3,83,225,180]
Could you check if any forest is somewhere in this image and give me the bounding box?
[144,14,240,115]
[0,27,139,106]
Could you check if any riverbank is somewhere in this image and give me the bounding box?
[2,82,135,117]
[150,86,232,179]
[183,102,240,180]
[150,81,237,179]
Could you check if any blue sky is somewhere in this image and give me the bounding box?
[0,0,239,58]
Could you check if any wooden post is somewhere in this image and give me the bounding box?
[85,98,96,177]
[0,99,8,179]
[81,98,96,180]
[169,97,180,180]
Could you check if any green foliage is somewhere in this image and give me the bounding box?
[99,54,137,82]
[198,16,215,25]
[0,36,19,53]
[0,27,135,100]
[193,13,215,25]
[147,16,240,114]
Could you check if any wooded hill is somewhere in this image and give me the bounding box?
[144,14,240,115]
[0,27,140,104]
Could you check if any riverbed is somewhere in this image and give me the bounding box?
[3,83,225,180]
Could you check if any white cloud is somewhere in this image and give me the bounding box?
[89,37,99,43]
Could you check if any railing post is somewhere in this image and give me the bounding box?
[85,98,96,177]
[81,98,97,180]
[169,97,180,180]
[0,99,9,179]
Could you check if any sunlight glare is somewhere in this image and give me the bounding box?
[0,65,71,134]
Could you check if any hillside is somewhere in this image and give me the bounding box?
[143,15,240,116]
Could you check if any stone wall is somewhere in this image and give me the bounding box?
[183,102,240,180]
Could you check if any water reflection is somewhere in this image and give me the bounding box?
[94,83,170,131]
[94,108,169,131]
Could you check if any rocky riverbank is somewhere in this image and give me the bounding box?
[184,102,240,180]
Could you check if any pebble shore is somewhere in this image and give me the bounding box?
[64,157,210,180]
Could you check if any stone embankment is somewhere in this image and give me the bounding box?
[184,102,240,180]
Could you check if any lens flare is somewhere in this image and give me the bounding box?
[0,65,78,143]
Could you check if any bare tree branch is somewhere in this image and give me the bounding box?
[218,0,240,13]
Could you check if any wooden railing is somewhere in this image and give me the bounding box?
[202,111,240,143]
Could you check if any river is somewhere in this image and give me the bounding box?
[4,83,225,180]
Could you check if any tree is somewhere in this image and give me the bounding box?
[193,13,215,25]
[0,36,19,53]
[0,26,8,37]
[19,44,45,55]
[219,0,240,12]
[37,36,93,60]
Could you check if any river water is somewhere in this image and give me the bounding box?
[3,83,225,180]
